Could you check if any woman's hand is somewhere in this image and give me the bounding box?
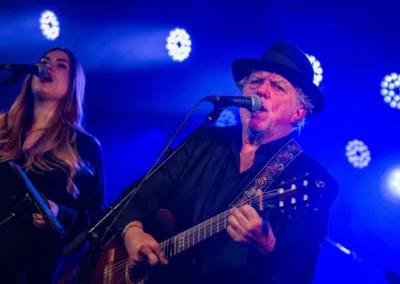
[32,199,59,228]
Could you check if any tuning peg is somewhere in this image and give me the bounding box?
[303,194,309,201]
[303,180,309,187]
[291,197,296,204]
[278,188,284,194]
[291,184,297,190]
[279,201,284,207]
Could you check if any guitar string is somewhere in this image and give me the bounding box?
[104,186,305,279]
[103,186,304,279]
[102,177,306,272]
[104,188,303,281]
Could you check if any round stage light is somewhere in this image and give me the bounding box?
[306,54,323,86]
[381,73,400,109]
[389,170,400,195]
[166,28,191,62]
[345,139,371,169]
[39,10,60,41]
[215,109,238,127]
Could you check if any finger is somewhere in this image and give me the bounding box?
[227,225,241,241]
[227,225,248,243]
[33,213,44,222]
[158,251,168,265]
[139,245,159,266]
[130,254,144,266]
[32,218,45,228]
[148,240,162,256]
[232,207,251,228]
[239,204,260,221]
[228,214,244,235]
[148,239,168,265]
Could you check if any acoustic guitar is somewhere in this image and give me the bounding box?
[79,173,328,284]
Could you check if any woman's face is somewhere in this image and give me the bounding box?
[31,49,71,102]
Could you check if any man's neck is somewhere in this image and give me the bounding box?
[241,127,291,152]
[31,99,59,130]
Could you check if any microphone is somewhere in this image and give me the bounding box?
[204,95,262,112]
[0,63,48,78]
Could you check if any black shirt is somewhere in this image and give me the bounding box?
[116,125,338,284]
[0,130,106,254]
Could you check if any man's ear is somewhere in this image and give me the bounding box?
[290,105,307,125]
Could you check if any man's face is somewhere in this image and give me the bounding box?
[240,71,306,136]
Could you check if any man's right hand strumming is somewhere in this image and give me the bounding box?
[123,222,168,267]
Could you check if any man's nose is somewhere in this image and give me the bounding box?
[256,82,271,100]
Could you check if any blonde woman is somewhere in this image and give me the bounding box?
[0,48,105,283]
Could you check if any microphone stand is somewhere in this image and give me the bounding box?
[8,161,66,239]
[63,106,224,265]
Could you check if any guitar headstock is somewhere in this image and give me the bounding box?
[257,173,328,213]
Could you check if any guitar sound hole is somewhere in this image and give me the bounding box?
[126,263,147,284]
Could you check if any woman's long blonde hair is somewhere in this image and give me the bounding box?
[0,47,88,198]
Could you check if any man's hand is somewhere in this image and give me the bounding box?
[227,204,276,254]
[124,224,168,267]
[32,199,59,228]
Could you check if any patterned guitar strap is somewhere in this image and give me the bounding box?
[229,138,303,208]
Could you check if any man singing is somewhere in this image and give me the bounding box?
[116,40,338,284]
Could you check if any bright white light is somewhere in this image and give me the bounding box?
[39,10,60,41]
[306,54,323,86]
[388,170,400,196]
[345,140,371,169]
[215,109,238,127]
[166,28,191,62]
[381,72,400,109]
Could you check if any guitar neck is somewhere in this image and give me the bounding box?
[157,179,311,259]
[159,209,230,258]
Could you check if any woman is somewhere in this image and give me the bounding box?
[0,48,106,283]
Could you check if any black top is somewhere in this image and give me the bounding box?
[116,125,338,284]
[0,130,106,254]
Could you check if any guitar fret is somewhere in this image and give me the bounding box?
[174,235,177,256]
[155,186,300,261]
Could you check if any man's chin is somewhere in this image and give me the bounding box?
[248,124,264,134]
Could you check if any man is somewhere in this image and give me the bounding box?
[116,40,338,284]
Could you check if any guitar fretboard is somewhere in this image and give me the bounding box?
[157,183,305,258]
[159,209,230,258]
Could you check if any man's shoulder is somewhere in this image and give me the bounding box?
[294,153,334,178]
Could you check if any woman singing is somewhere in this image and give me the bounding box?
[0,48,106,283]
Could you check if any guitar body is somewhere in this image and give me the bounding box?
[87,237,143,284]
[81,209,175,284]
[79,175,325,283]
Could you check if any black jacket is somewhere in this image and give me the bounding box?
[116,125,338,284]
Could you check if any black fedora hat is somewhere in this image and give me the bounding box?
[232,40,324,117]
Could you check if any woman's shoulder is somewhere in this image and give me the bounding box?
[74,128,102,158]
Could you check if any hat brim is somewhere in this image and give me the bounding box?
[232,59,325,117]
